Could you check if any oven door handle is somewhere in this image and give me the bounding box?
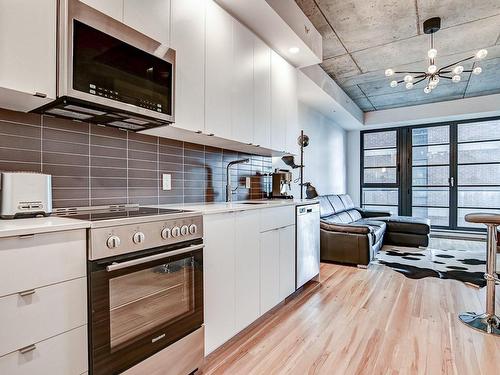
[106,244,204,272]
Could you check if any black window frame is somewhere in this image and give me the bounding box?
[360,115,500,232]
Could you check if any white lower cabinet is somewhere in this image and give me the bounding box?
[204,213,236,354]
[0,325,88,375]
[234,210,260,332]
[260,224,296,315]
[0,229,88,375]
[279,225,296,300]
[204,208,297,355]
[259,229,281,314]
[0,277,87,357]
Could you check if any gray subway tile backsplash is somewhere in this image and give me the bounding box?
[0,108,272,208]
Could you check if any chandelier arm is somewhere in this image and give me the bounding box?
[461,70,473,73]
[413,77,427,85]
[439,70,452,74]
[438,56,474,73]
[438,75,453,80]
[414,74,428,79]
[394,71,427,74]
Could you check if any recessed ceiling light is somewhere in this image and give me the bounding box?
[289,47,300,54]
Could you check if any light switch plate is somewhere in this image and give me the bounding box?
[245,177,251,189]
[162,173,171,191]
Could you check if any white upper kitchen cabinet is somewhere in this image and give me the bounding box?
[0,0,56,111]
[170,0,206,133]
[253,37,271,149]
[234,210,260,332]
[285,64,299,155]
[80,0,123,20]
[123,0,171,45]
[205,0,233,139]
[203,213,236,355]
[270,51,288,153]
[231,20,254,144]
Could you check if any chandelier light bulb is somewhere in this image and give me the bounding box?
[390,80,398,88]
[405,82,414,89]
[429,80,437,89]
[385,69,394,77]
[452,75,461,83]
[424,86,431,94]
[476,49,488,59]
[404,75,413,83]
[427,48,437,59]
[453,65,464,75]
[428,65,437,74]
[473,66,482,75]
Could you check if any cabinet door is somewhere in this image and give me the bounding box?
[171,0,205,132]
[123,0,170,45]
[80,0,123,20]
[253,37,271,149]
[234,210,260,332]
[285,64,299,155]
[205,0,232,139]
[279,225,296,300]
[0,0,56,109]
[270,51,287,152]
[260,229,280,315]
[203,213,236,354]
[231,21,254,144]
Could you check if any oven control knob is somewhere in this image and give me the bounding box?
[172,226,181,237]
[106,235,121,249]
[180,225,189,236]
[161,227,171,240]
[133,232,145,245]
[188,224,197,235]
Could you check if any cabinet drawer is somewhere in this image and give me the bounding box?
[0,325,88,375]
[260,206,295,232]
[0,277,87,357]
[0,230,86,297]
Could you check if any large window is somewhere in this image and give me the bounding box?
[361,117,500,231]
[361,130,399,215]
[457,120,500,229]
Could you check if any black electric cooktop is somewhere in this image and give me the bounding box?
[52,205,189,222]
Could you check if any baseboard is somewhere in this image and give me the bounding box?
[430,229,486,242]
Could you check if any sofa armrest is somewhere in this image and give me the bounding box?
[320,221,371,234]
[357,208,392,218]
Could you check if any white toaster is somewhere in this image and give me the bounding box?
[0,172,53,219]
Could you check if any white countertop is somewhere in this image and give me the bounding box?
[0,216,91,238]
[151,199,319,215]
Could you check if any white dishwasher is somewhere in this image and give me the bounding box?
[296,202,320,289]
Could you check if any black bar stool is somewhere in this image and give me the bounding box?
[459,213,500,335]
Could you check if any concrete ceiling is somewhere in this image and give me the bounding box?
[295,0,500,111]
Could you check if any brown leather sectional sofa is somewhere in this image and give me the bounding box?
[319,194,431,266]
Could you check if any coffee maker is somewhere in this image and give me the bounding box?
[270,169,293,199]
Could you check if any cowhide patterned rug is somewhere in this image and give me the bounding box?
[375,241,499,288]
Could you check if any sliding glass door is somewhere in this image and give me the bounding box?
[361,117,500,231]
[410,126,451,228]
[456,120,500,229]
[361,130,399,215]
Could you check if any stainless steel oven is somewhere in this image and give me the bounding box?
[34,0,175,131]
[89,240,203,375]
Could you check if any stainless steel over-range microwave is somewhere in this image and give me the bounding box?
[35,0,175,131]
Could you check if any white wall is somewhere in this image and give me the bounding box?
[346,130,361,206]
[273,102,347,198]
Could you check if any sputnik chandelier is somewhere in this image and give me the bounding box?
[384,17,488,93]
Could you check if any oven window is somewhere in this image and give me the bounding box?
[109,257,195,349]
[73,20,172,115]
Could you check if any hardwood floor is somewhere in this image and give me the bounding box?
[200,262,500,375]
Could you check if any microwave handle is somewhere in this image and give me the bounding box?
[106,244,204,272]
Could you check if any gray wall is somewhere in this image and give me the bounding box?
[274,102,347,198]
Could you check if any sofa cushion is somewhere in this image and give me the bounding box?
[374,215,430,235]
[327,195,345,213]
[319,196,335,219]
[339,194,356,210]
[320,221,370,234]
[357,219,386,243]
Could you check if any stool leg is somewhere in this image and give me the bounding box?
[459,224,500,335]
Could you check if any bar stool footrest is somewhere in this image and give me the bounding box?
[459,312,500,335]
